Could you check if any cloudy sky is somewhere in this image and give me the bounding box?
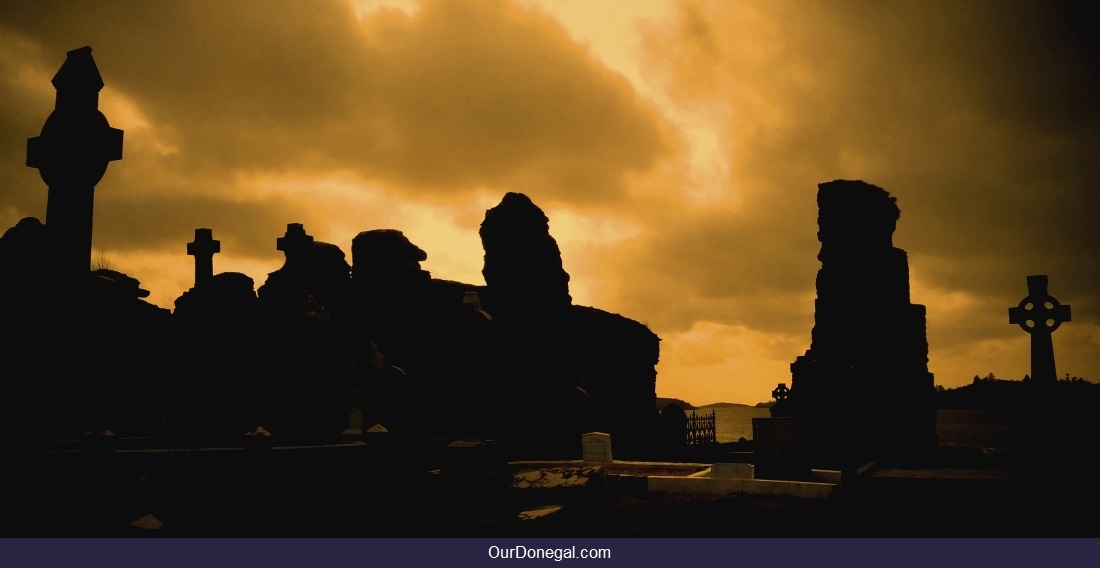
[1,0,1096,405]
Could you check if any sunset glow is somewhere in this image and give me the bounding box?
[2,0,1096,406]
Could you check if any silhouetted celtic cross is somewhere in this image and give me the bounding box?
[1009,275,1071,334]
[1008,275,1070,383]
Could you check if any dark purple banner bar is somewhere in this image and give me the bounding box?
[1,538,1096,568]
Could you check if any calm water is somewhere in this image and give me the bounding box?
[705,407,1017,449]
[700,406,772,443]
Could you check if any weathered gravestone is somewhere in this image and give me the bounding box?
[581,432,613,464]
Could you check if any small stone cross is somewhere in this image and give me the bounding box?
[186,228,220,288]
[1008,275,1071,383]
[277,223,314,263]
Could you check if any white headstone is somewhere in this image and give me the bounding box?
[712,462,755,479]
[581,432,612,463]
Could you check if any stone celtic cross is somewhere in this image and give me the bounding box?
[187,228,220,288]
[1008,274,1071,383]
[27,46,124,280]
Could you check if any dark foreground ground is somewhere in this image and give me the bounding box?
[3,437,1096,538]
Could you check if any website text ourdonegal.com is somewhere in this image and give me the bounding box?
[487,545,612,561]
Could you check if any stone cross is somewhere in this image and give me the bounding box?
[186,228,220,288]
[1009,275,1071,383]
[26,46,124,281]
[277,223,314,265]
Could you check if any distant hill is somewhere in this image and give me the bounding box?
[657,399,779,410]
[655,397,695,410]
[697,402,750,408]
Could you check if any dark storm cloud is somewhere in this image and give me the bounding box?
[618,0,1098,384]
[93,190,333,260]
[1,0,669,195]
[0,0,672,262]
[590,197,819,335]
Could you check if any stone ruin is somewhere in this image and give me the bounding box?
[0,46,665,459]
[770,180,937,464]
[478,193,660,457]
[3,47,956,469]
[0,195,661,458]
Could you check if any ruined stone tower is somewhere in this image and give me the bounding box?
[777,180,937,461]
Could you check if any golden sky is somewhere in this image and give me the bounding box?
[1,0,1097,405]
